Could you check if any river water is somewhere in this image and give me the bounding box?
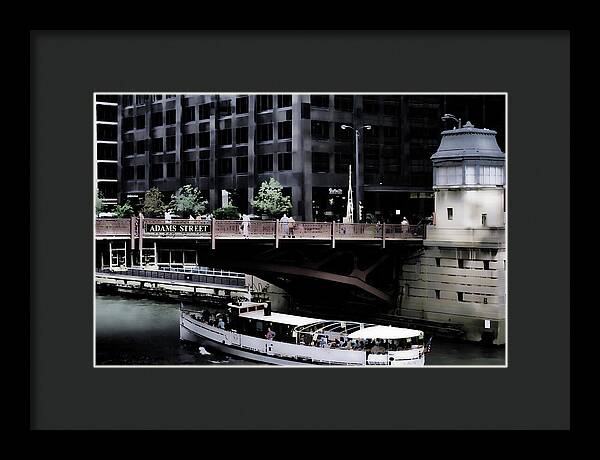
[95,293,506,366]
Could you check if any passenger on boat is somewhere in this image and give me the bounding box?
[217,318,225,329]
[319,336,328,348]
[265,328,276,340]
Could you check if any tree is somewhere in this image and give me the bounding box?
[142,187,166,217]
[114,201,135,218]
[96,189,104,216]
[251,178,292,218]
[169,185,208,218]
[213,204,240,220]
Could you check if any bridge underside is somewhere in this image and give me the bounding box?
[96,239,423,311]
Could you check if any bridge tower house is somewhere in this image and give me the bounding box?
[398,121,506,344]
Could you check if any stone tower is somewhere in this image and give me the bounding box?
[398,121,506,344]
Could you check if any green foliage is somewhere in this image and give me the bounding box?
[213,204,240,220]
[169,185,208,218]
[114,201,135,218]
[251,178,292,218]
[96,189,104,216]
[142,187,167,217]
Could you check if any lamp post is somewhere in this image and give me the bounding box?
[341,124,371,222]
[441,113,462,129]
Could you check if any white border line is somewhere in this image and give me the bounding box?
[93,92,508,369]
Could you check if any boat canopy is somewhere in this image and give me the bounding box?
[347,325,422,340]
[238,310,320,327]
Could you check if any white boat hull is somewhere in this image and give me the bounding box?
[180,313,424,366]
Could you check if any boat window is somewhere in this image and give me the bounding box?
[256,321,263,332]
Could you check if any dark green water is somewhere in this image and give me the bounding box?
[95,293,505,366]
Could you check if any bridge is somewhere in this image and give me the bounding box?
[96,217,427,311]
[96,217,426,248]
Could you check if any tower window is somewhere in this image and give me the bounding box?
[457,292,464,302]
[435,257,440,267]
[447,208,453,220]
[483,260,490,270]
[482,213,487,226]
[435,290,440,299]
[457,259,464,269]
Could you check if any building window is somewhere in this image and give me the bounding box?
[136,165,145,180]
[96,105,117,122]
[199,131,210,148]
[334,152,351,173]
[166,163,176,178]
[384,100,400,116]
[447,208,453,220]
[183,161,196,177]
[183,133,196,150]
[310,95,329,109]
[136,115,145,130]
[123,141,134,156]
[480,165,504,185]
[458,259,464,269]
[136,140,146,155]
[217,129,233,145]
[483,260,490,270]
[236,97,248,114]
[236,156,248,174]
[465,165,476,185]
[151,112,163,128]
[199,103,211,120]
[150,94,162,103]
[236,127,248,144]
[278,152,292,171]
[218,99,232,117]
[334,123,353,142]
[435,257,440,267]
[311,120,329,140]
[98,124,118,141]
[256,154,273,173]
[165,109,176,126]
[124,166,135,180]
[435,289,440,299]
[256,95,273,112]
[182,106,196,123]
[152,164,163,179]
[334,95,353,112]
[122,95,133,107]
[152,138,164,154]
[97,143,117,161]
[136,95,148,105]
[482,213,487,226]
[365,125,380,142]
[199,159,210,176]
[278,121,292,140]
[312,152,329,173]
[122,117,134,132]
[363,97,379,114]
[278,95,292,108]
[457,292,464,302]
[256,123,273,142]
[436,166,463,186]
[166,135,176,152]
[217,158,232,175]
[301,103,311,119]
[364,146,380,173]
[384,126,399,139]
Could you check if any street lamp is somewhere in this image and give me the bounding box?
[441,113,462,129]
[341,124,371,222]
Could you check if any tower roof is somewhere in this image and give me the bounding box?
[431,121,505,161]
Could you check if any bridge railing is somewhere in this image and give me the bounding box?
[336,223,379,239]
[385,224,425,239]
[215,220,277,238]
[95,218,426,242]
[283,222,332,239]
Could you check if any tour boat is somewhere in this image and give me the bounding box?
[179,301,426,366]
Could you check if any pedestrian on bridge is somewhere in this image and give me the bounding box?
[241,214,250,238]
[281,213,290,237]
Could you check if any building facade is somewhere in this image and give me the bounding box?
[95,95,120,207]
[103,94,504,223]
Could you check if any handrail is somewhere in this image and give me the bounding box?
[95,218,426,241]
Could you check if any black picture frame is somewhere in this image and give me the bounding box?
[30,30,570,430]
